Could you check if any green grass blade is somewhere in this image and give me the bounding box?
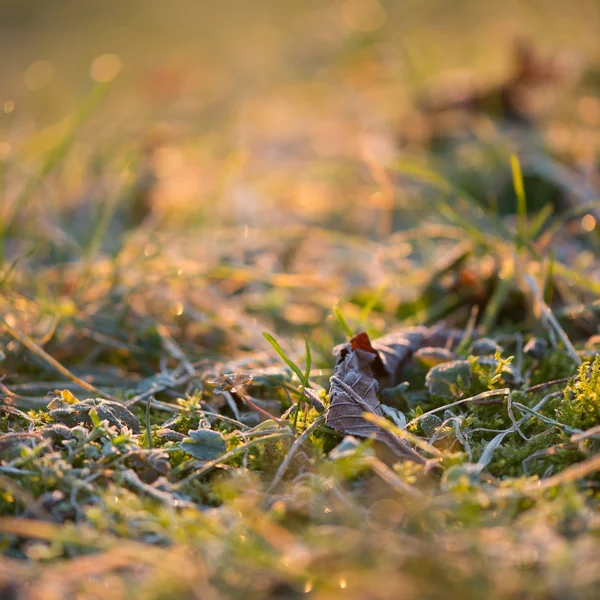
[3,82,112,237]
[526,203,554,243]
[360,281,387,325]
[543,251,556,305]
[146,396,154,450]
[511,154,527,245]
[263,332,306,385]
[303,339,312,387]
[332,305,354,338]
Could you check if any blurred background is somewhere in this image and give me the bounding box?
[1,0,600,242]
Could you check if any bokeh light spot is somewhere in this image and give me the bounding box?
[90,53,122,83]
[25,60,53,91]
[3,101,15,114]
[366,498,404,531]
[581,214,596,232]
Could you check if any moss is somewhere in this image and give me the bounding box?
[557,357,600,430]
[27,410,53,426]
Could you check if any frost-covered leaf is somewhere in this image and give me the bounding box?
[48,397,142,433]
[426,360,472,399]
[327,331,430,463]
[180,428,227,460]
[381,404,407,428]
[414,347,455,368]
[332,327,462,390]
[421,414,443,438]
[328,435,373,460]
[326,343,383,438]
[469,338,503,356]
[304,387,326,413]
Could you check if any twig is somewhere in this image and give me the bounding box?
[121,469,192,508]
[235,390,285,424]
[523,377,571,394]
[571,424,600,443]
[363,413,445,458]
[363,456,424,500]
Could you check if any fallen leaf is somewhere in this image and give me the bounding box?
[48,397,142,433]
[327,327,464,463]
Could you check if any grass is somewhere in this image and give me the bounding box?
[1,5,600,598]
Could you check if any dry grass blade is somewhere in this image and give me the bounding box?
[0,318,118,401]
[363,456,425,500]
[524,453,600,492]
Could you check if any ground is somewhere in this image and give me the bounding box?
[0,2,600,599]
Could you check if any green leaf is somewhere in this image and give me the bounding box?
[88,407,102,428]
[180,429,227,461]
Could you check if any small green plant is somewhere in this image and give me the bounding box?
[263,332,311,428]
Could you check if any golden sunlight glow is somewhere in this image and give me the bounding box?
[340,0,387,32]
[0,142,11,159]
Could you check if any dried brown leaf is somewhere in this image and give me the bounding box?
[327,327,464,463]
